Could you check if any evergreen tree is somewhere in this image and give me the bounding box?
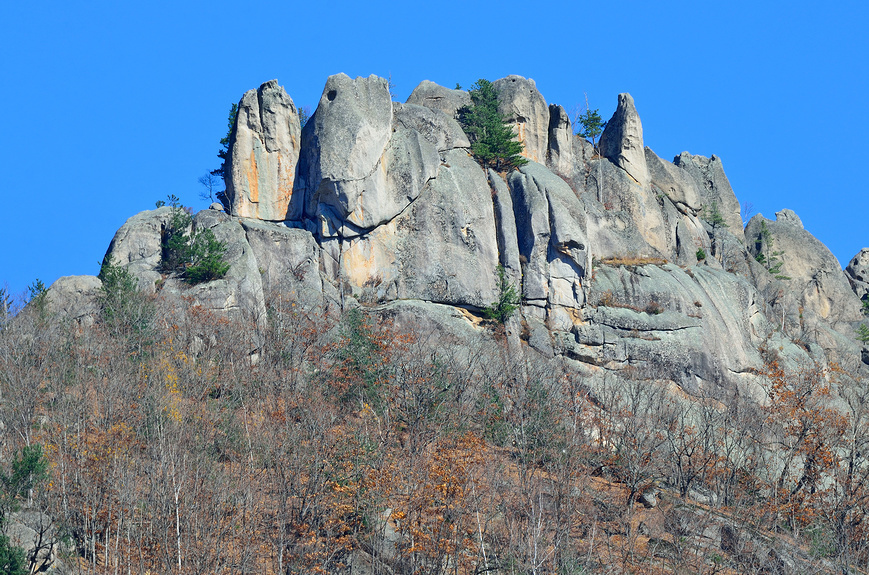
[459,79,527,171]
[575,93,607,150]
[212,103,238,181]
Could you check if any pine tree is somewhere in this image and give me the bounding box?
[459,79,527,171]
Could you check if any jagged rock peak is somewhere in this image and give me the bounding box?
[226,79,301,221]
[492,75,550,164]
[547,104,575,176]
[599,93,649,188]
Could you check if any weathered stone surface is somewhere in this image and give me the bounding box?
[547,104,575,176]
[584,157,669,258]
[583,263,777,399]
[241,219,327,309]
[846,248,869,303]
[674,152,742,237]
[338,149,498,308]
[7,511,67,573]
[493,75,549,164]
[488,169,521,283]
[508,165,552,303]
[158,211,267,329]
[46,275,102,326]
[508,162,588,308]
[49,74,869,422]
[645,147,702,212]
[745,212,862,325]
[301,76,442,234]
[226,80,302,221]
[300,74,394,228]
[599,93,649,188]
[394,102,470,151]
[775,208,803,229]
[405,80,470,118]
[103,206,175,293]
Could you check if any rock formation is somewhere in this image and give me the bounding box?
[46,73,869,404]
[226,80,302,220]
[599,93,649,188]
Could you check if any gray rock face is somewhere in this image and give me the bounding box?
[394,102,470,152]
[508,162,588,310]
[301,75,441,235]
[547,104,575,176]
[493,75,550,164]
[488,170,522,284]
[405,80,470,118]
[584,157,671,258]
[241,219,327,309]
[775,208,803,228]
[846,248,869,304]
[599,93,649,187]
[578,263,774,399]
[103,206,175,293]
[674,152,742,237]
[645,147,702,212]
[52,75,869,415]
[7,511,66,573]
[226,80,302,221]
[338,149,498,308]
[46,275,102,326]
[162,210,267,325]
[745,212,862,325]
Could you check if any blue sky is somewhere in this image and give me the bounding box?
[2,0,866,298]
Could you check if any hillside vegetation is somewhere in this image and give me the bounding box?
[6,72,869,574]
[2,289,869,574]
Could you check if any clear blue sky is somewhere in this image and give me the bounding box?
[2,0,866,298]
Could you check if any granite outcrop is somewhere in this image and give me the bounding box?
[47,73,869,402]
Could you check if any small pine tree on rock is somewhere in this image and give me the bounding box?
[459,79,527,171]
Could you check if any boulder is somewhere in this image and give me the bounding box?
[674,152,743,237]
[226,80,302,221]
[774,208,803,228]
[158,210,267,329]
[394,102,470,151]
[493,75,550,164]
[599,93,649,188]
[7,510,66,573]
[547,104,575,176]
[46,275,102,326]
[745,212,862,325]
[405,80,470,118]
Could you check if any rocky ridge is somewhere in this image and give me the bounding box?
[48,74,869,400]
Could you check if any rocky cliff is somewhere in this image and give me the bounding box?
[50,73,869,400]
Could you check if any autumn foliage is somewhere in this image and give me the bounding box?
[2,291,869,574]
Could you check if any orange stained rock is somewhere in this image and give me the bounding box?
[246,150,259,204]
